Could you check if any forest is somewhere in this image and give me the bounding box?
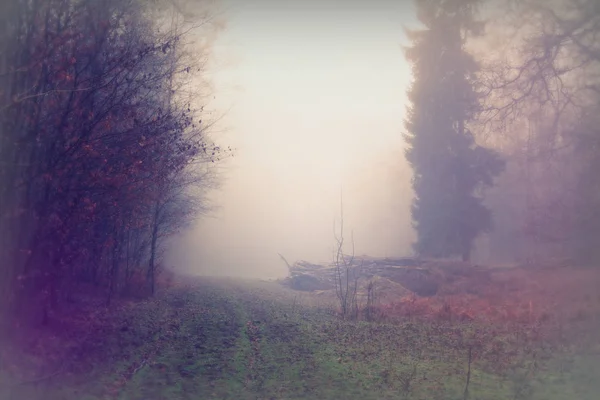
[0,0,599,399]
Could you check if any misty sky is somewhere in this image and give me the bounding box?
[168,0,418,278]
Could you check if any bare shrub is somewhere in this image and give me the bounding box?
[333,193,361,320]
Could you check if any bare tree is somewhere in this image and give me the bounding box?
[473,0,600,265]
[0,0,225,324]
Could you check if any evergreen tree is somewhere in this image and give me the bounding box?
[404,0,504,261]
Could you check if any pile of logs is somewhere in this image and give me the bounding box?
[278,254,442,296]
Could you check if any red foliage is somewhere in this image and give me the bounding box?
[363,266,600,325]
[369,293,535,324]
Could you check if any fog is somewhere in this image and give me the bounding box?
[168,0,417,278]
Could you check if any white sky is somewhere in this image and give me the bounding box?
[169,0,418,278]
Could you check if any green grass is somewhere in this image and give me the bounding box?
[2,277,599,399]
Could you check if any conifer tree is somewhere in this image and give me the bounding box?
[404,0,504,261]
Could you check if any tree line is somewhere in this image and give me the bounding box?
[0,0,226,327]
[404,0,600,267]
[2,0,597,329]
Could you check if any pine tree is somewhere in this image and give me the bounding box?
[404,0,504,261]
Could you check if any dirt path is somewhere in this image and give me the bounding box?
[109,278,324,400]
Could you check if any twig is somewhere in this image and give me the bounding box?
[131,358,147,377]
[463,346,473,400]
[13,363,65,386]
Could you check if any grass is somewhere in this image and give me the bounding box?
[1,274,600,399]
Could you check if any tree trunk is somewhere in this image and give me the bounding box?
[147,201,160,296]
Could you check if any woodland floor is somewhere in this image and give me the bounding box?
[1,266,600,400]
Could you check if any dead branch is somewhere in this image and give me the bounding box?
[277,253,293,274]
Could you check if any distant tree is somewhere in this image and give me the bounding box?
[477,0,600,265]
[403,0,504,262]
